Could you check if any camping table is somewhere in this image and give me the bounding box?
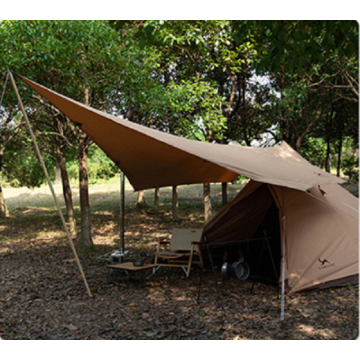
[107,262,158,272]
[107,262,158,279]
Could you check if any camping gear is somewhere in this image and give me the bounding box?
[110,251,123,264]
[230,250,244,279]
[110,250,129,264]
[153,228,203,277]
[221,249,231,280]
[239,262,250,280]
[133,259,144,267]
[230,249,250,280]
[231,261,244,279]
[107,262,158,273]
[221,262,231,280]
[229,250,251,280]
[198,235,275,305]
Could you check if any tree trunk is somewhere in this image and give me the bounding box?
[55,163,61,185]
[337,135,343,177]
[336,111,344,177]
[0,150,8,218]
[172,186,179,220]
[0,181,9,218]
[295,136,303,154]
[203,183,212,224]
[325,107,334,173]
[137,190,147,208]
[325,135,332,173]
[56,140,77,236]
[279,64,288,141]
[76,87,93,248]
[221,182,228,206]
[78,142,92,248]
[154,188,160,212]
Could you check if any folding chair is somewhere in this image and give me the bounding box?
[153,227,203,277]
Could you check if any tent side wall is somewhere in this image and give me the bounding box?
[270,184,359,293]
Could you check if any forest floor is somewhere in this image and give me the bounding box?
[0,180,358,340]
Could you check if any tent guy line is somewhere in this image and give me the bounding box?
[319,189,359,213]
[306,190,359,219]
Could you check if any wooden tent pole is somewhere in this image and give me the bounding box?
[9,71,93,298]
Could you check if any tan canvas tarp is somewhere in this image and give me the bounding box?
[19,75,343,192]
[204,180,359,293]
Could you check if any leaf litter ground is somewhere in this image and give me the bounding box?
[0,182,358,339]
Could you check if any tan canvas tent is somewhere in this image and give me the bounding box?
[18,75,358,298]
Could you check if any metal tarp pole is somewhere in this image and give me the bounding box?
[120,170,125,257]
[9,71,93,297]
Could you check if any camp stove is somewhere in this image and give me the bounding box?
[110,250,128,264]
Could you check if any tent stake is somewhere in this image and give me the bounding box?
[9,71,93,298]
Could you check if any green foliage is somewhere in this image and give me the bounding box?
[0,20,121,83]
[234,20,358,75]
[341,155,359,182]
[0,20,124,189]
[66,147,119,184]
[2,144,56,188]
[107,40,171,125]
[1,20,358,190]
[107,21,236,142]
[0,110,54,188]
[167,78,227,140]
[87,147,119,182]
[300,137,327,168]
[232,20,358,155]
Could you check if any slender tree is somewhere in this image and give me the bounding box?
[0,20,125,247]
[0,109,23,217]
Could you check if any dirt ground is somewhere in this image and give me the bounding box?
[0,182,358,340]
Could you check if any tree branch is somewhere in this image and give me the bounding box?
[0,114,24,152]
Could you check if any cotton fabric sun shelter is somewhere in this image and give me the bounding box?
[18,75,343,193]
[18,75,358,295]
